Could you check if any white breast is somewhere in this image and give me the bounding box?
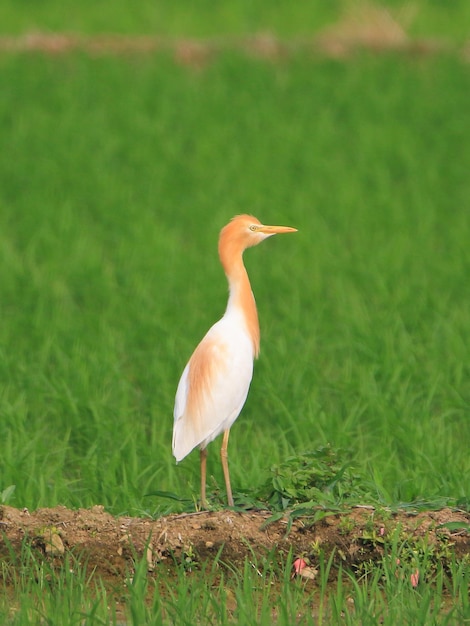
[173,311,254,462]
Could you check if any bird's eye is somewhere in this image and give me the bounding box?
[249,225,258,231]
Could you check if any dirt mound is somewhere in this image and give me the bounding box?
[1,505,469,584]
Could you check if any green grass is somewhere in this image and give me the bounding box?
[1,32,470,624]
[1,541,469,624]
[1,53,469,516]
[1,0,470,40]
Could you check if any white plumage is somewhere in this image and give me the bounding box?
[173,312,254,461]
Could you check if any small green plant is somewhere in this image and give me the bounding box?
[182,543,199,572]
[1,485,16,504]
[259,446,376,511]
[256,446,381,531]
[338,516,356,535]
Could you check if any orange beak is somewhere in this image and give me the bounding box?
[258,224,298,235]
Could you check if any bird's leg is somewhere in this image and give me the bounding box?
[220,429,234,507]
[200,448,208,509]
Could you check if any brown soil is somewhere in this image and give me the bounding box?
[0,31,455,62]
[0,4,465,65]
[1,505,469,587]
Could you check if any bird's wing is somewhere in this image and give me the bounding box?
[173,320,253,462]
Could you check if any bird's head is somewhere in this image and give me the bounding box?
[219,214,297,257]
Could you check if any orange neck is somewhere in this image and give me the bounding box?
[219,240,260,358]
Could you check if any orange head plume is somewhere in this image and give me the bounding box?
[219,214,297,260]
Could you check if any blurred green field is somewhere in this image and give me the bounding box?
[1,50,469,517]
[1,0,470,40]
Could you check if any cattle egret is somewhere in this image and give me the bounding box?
[173,214,297,507]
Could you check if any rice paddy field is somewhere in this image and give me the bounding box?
[1,1,469,623]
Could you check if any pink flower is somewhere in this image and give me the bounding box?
[293,558,307,575]
[411,569,419,588]
[292,558,318,580]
